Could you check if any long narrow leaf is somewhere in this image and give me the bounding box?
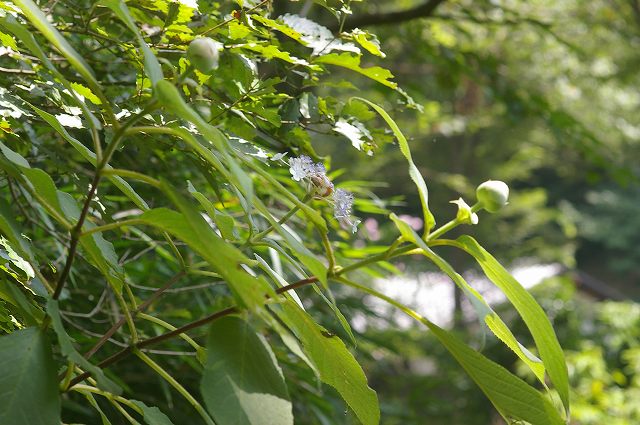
[451,235,570,414]
[339,278,565,425]
[390,214,548,385]
[353,98,435,233]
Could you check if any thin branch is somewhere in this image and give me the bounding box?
[336,0,447,31]
[83,271,186,359]
[66,276,318,389]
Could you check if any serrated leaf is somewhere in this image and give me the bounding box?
[350,29,385,58]
[201,316,293,425]
[315,53,396,89]
[276,301,379,425]
[0,327,60,425]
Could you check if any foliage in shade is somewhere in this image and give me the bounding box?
[0,327,60,425]
[201,316,293,425]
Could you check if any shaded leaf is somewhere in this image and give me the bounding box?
[47,299,122,394]
[356,99,435,232]
[131,400,175,425]
[0,327,60,425]
[201,316,293,425]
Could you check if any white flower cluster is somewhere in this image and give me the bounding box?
[287,155,360,233]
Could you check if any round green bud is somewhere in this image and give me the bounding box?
[476,180,509,213]
[187,37,221,73]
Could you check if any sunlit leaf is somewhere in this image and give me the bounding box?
[276,301,380,425]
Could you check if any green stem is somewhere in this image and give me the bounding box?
[80,219,144,237]
[335,276,424,323]
[60,360,76,391]
[71,384,144,415]
[138,312,202,352]
[102,168,161,187]
[425,202,482,241]
[114,290,138,343]
[321,231,337,271]
[250,205,301,242]
[135,350,216,425]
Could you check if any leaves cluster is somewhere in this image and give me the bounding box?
[0,0,571,424]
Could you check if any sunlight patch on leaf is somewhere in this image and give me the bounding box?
[314,53,396,89]
[279,14,360,56]
[55,113,83,128]
[350,29,385,57]
[334,118,373,154]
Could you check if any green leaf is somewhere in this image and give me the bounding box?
[276,301,379,425]
[101,0,163,85]
[0,237,34,280]
[0,15,102,131]
[454,235,570,414]
[0,327,61,425]
[251,15,305,44]
[131,400,175,425]
[0,142,125,292]
[135,205,272,310]
[350,29,385,58]
[70,82,102,105]
[201,316,293,425]
[154,80,253,202]
[47,299,122,395]
[427,324,563,425]
[11,0,104,102]
[389,214,547,385]
[187,181,237,240]
[0,278,44,326]
[253,198,327,286]
[314,53,396,89]
[355,99,436,232]
[29,104,148,210]
[0,197,33,263]
[344,279,565,425]
[58,192,125,294]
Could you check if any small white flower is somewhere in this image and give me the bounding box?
[289,155,314,181]
[333,189,360,233]
[333,189,354,218]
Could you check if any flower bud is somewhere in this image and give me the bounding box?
[476,180,509,213]
[187,37,221,73]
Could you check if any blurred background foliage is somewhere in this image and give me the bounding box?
[1,0,639,423]
[297,0,640,423]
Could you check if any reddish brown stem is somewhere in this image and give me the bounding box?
[65,276,318,390]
